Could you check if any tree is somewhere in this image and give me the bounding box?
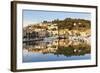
[43,20,48,23]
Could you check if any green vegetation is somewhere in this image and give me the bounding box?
[43,18,91,30]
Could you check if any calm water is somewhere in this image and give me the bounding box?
[23,38,91,63]
[23,50,90,62]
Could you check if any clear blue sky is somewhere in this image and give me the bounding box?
[23,10,91,27]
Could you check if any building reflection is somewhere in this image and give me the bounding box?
[23,38,91,57]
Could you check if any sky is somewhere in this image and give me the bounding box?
[23,10,91,27]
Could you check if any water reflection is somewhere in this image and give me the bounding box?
[23,37,91,62]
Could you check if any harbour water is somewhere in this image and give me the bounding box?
[23,38,91,62]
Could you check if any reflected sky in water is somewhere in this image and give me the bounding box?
[23,50,90,62]
[23,38,91,62]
